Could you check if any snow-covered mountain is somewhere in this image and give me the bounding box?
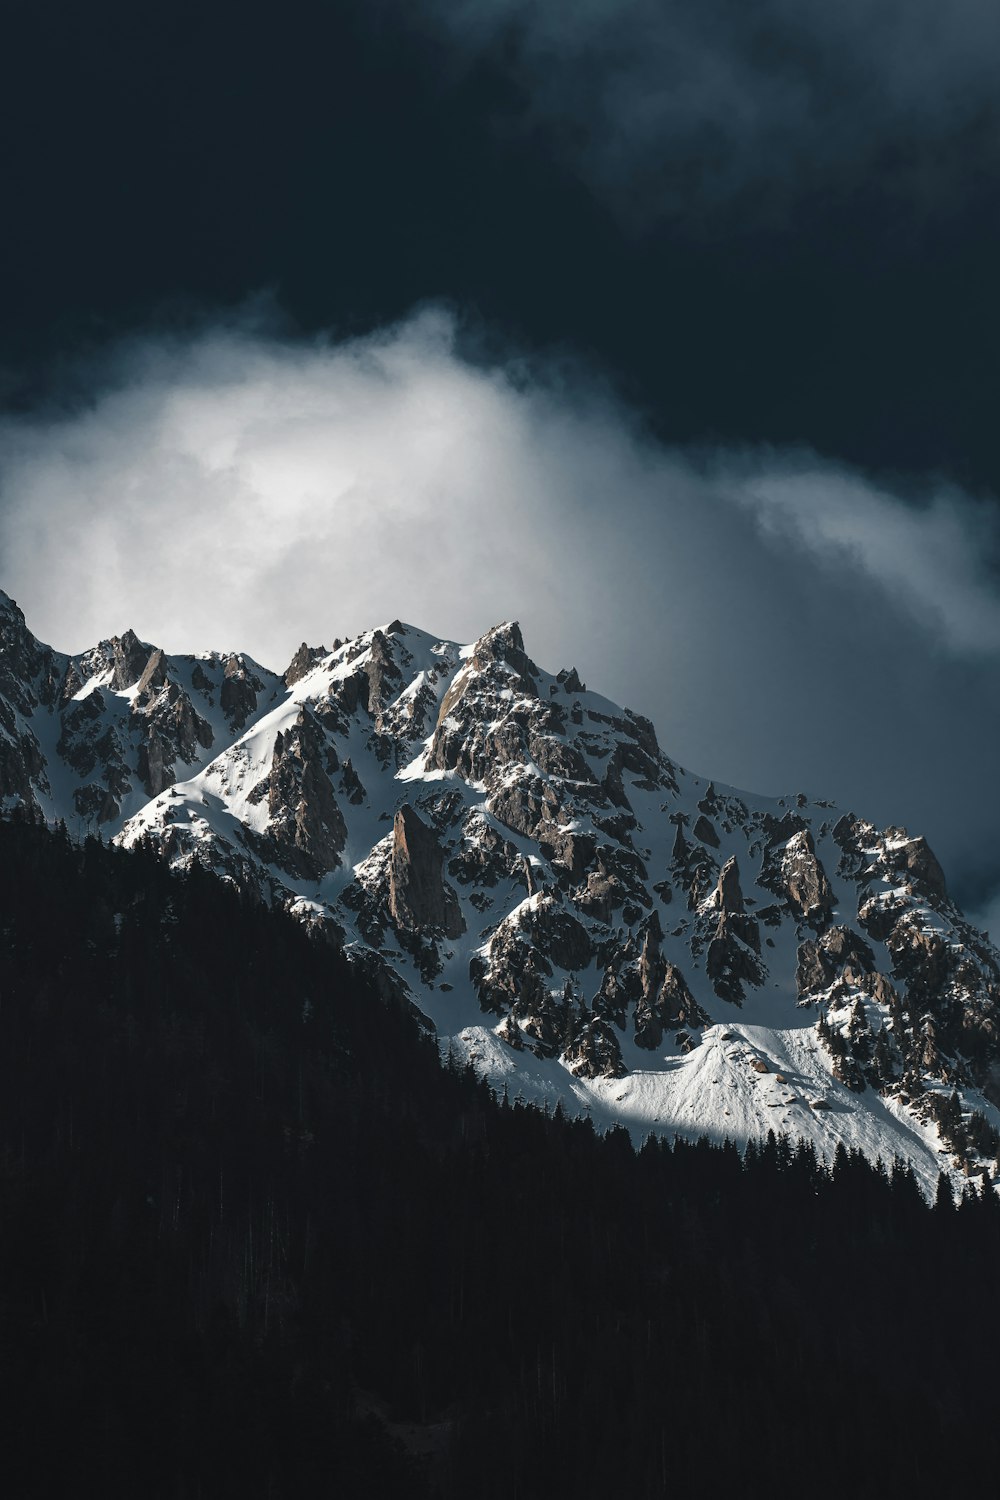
[4,588,999,1195]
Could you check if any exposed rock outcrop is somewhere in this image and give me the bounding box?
[759,827,834,927]
[782,830,835,924]
[796,925,876,997]
[365,630,404,715]
[220,655,262,731]
[563,1014,627,1079]
[633,914,708,1048]
[133,678,214,796]
[284,641,328,688]
[389,804,464,938]
[711,856,746,916]
[704,858,766,1004]
[253,708,347,879]
[0,593,61,715]
[110,630,151,691]
[693,813,720,848]
[890,834,947,896]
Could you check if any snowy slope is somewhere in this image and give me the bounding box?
[4,591,999,1197]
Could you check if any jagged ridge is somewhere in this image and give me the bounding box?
[3,589,1000,1195]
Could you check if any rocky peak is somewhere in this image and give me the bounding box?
[220,654,261,730]
[760,826,834,927]
[891,833,947,896]
[470,620,539,689]
[283,641,328,688]
[556,666,585,694]
[365,630,404,714]
[0,593,59,712]
[429,622,538,753]
[783,829,834,923]
[110,629,153,691]
[711,856,745,915]
[0,592,33,649]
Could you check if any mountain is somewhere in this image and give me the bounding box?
[3,588,999,1194]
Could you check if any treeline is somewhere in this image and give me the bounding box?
[0,811,998,1498]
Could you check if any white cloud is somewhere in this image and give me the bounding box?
[724,459,1000,654]
[1,305,998,896]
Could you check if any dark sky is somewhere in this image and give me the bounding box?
[1,0,999,918]
[3,0,998,488]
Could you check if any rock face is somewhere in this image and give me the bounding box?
[760,826,834,926]
[563,1013,627,1079]
[134,676,215,797]
[4,590,1000,1195]
[0,594,59,810]
[389,804,464,939]
[220,655,263,731]
[258,709,347,880]
[110,629,150,691]
[283,641,328,688]
[634,915,709,1049]
[704,858,764,1005]
[796,926,876,996]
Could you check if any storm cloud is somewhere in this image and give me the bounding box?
[422,0,1000,224]
[1,306,998,909]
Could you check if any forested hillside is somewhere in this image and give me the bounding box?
[1,812,998,1497]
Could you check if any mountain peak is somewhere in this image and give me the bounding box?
[108,628,155,691]
[3,593,1000,1197]
[470,619,536,674]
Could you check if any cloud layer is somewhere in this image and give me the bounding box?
[1,307,998,903]
[423,0,1000,224]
